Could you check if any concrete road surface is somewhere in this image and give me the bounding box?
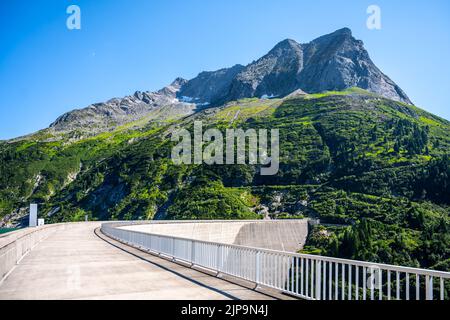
[0,223,276,300]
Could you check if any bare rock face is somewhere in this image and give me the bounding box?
[180,28,412,105]
[177,64,245,104]
[226,39,305,103]
[50,78,196,133]
[296,28,411,104]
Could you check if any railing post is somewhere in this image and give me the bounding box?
[426,275,433,300]
[217,244,222,272]
[190,240,195,265]
[256,251,261,284]
[316,260,321,300]
[171,237,175,257]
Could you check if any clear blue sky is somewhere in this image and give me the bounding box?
[1,0,449,140]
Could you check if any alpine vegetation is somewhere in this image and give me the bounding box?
[171,121,279,175]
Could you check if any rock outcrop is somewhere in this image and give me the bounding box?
[180,28,412,105]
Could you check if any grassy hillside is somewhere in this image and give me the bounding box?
[0,89,449,270]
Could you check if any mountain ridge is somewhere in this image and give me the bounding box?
[180,28,412,106]
[47,28,412,134]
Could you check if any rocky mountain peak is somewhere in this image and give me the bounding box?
[179,28,412,105]
[157,78,187,97]
[269,38,302,53]
[48,28,413,133]
[326,27,352,37]
[171,77,188,88]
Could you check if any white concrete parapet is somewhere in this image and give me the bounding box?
[119,219,309,252]
[0,224,67,281]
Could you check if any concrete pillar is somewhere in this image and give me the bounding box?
[29,204,38,227]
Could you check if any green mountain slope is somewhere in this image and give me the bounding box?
[1,89,449,270]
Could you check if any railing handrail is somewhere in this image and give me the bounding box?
[0,223,68,250]
[102,222,450,280]
[104,218,310,225]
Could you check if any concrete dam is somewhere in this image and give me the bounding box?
[1,219,449,300]
[119,219,310,252]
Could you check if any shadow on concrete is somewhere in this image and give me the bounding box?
[95,228,281,300]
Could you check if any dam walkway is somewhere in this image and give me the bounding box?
[0,222,279,300]
[1,220,449,300]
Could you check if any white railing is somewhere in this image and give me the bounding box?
[101,222,450,300]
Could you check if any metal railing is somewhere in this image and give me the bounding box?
[101,222,450,300]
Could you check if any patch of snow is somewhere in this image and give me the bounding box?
[179,96,208,106]
[179,96,196,103]
[261,94,278,100]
